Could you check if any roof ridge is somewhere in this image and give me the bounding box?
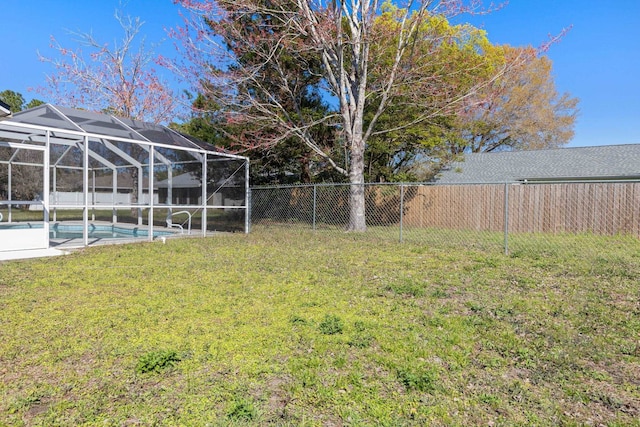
[468,143,640,157]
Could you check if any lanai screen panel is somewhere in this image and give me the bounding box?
[1,104,249,251]
[205,155,247,232]
[0,123,47,252]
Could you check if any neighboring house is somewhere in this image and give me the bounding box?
[155,172,244,207]
[52,170,240,207]
[156,172,203,205]
[46,173,156,207]
[91,173,155,203]
[434,144,640,184]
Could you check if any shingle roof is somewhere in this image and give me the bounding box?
[156,172,201,188]
[435,144,640,183]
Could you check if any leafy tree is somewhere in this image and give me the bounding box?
[171,0,514,230]
[0,90,44,113]
[363,42,577,181]
[452,46,578,154]
[177,92,343,184]
[362,12,504,182]
[0,90,47,201]
[0,90,25,113]
[173,3,342,185]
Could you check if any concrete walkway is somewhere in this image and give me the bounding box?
[0,248,70,262]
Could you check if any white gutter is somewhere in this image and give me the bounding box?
[0,101,11,119]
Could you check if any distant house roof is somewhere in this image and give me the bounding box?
[156,172,201,189]
[434,144,640,184]
[92,173,150,191]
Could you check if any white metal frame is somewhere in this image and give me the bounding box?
[0,108,250,253]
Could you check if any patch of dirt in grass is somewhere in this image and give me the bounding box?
[24,397,51,419]
[262,374,296,421]
[580,361,640,417]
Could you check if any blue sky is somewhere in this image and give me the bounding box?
[1,1,639,148]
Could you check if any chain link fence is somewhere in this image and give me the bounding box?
[250,181,640,256]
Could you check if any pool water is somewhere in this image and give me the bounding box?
[50,224,174,239]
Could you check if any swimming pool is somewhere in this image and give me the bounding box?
[50,224,174,239]
[0,223,174,239]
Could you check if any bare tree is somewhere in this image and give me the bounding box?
[37,10,182,218]
[170,0,535,230]
[38,10,177,124]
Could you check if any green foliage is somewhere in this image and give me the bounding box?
[348,334,373,349]
[0,89,44,113]
[227,398,257,421]
[7,392,46,414]
[385,277,426,297]
[318,314,344,335]
[0,90,25,112]
[397,365,439,392]
[135,350,181,374]
[363,14,501,182]
[348,320,373,348]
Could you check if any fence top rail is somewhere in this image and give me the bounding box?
[251,182,436,190]
[250,179,640,190]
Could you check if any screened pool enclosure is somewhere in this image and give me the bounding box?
[0,104,249,253]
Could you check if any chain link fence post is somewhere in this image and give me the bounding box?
[399,184,404,243]
[246,187,252,233]
[504,182,509,255]
[313,184,317,231]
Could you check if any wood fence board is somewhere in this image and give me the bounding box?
[402,182,640,237]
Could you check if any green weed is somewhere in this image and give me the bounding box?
[227,398,257,421]
[397,365,439,392]
[318,314,344,335]
[135,350,181,374]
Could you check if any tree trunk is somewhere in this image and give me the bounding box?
[348,136,367,231]
[300,155,311,184]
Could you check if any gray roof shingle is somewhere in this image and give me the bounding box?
[435,144,640,183]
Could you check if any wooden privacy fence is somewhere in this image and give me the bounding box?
[403,182,640,237]
[250,181,640,238]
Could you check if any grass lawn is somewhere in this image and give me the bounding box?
[1,229,640,426]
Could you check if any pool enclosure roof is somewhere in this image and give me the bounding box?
[0,104,242,160]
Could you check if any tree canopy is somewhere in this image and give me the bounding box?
[363,43,578,182]
[172,1,576,191]
[0,90,44,113]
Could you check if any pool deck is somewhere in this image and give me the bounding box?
[0,221,193,262]
[1,235,175,261]
[0,230,218,262]
[0,248,71,262]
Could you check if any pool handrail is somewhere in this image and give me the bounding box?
[167,210,192,235]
